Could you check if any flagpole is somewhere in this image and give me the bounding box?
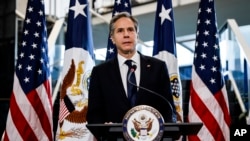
[89,8,110,23]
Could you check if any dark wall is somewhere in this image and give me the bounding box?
[0,0,15,136]
[0,0,15,98]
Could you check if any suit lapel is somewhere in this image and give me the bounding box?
[139,54,152,87]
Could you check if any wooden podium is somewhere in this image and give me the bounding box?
[86,122,203,141]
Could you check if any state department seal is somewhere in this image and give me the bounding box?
[122,105,164,141]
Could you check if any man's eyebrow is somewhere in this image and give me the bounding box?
[116,26,134,29]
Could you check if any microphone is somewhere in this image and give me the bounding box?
[127,65,176,122]
[130,65,137,72]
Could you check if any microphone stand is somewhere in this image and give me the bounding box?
[128,65,176,122]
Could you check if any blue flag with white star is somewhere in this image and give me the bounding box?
[105,0,132,60]
[152,0,182,122]
[57,0,95,140]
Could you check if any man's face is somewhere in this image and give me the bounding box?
[111,17,138,56]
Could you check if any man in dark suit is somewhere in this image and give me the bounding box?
[86,12,176,140]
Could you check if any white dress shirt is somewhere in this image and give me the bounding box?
[117,52,141,97]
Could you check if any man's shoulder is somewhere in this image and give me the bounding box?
[93,58,116,69]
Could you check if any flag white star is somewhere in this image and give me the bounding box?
[26,18,31,24]
[206,8,212,13]
[34,32,39,38]
[213,44,218,49]
[37,69,42,74]
[198,8,201,14]
[38,10,43,16]
[29,54,35,60]
[205,19,211,25]
[70,0,87,18]
[159,5,172,24]
[26,65,32,71]
[24,30,29,35]
[28,7,33,12]
[41,0,44,4]
[194,53,197,58]
[32,43,37,48]
[197,19,200,25]
[24,77,30,83]
[116,0,121,5]
[124,2,128,7]
[210,78,216,84]
[40,58,44,63]
[202,41,208,47]
[212,55,218,61]
[203,30,209,36]
[200,64,205,70]
[201,53,207,58]
[108,48,114,54]
[211,66,217,72]
[195,41,199,47]
[22,41,27,47]
[41,47,46,53]
[215,33,219,38]
[18,64,22,70]
[20,52,24,58]
[36,21,41,27]
[196,30,200,36]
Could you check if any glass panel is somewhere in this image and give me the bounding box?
[220,25,250,113]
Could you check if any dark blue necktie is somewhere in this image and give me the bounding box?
[125,60,137,107]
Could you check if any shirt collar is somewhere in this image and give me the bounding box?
[118,52,140,67]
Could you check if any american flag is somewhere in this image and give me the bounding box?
[188,0,231,141]
[105,0,132,60]
[152,0,182,122]
[2,0,53,140]
[56,0,95,140]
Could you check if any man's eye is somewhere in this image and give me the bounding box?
[128,28,135,32]
[117,29,123,32]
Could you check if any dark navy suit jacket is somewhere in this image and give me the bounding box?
[87,52,176,125]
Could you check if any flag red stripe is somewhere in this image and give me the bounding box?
[37,81,53,139]
[188,134,201,141]
[27,88,52,140]
[190,84,226,141]
[187,116,200,141]
[3,132,9,141]
[59,99,70,122]
[3,75,53,141]
[44,80,53,110]
[214,90,231,126]
[10,92,38,141]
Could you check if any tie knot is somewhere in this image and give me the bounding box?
[125,60,133,68]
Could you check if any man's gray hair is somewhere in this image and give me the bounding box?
[109,12,139,36]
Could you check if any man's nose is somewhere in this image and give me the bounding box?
[124,30,129,37]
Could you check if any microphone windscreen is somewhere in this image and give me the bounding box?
[132,65,137,71]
